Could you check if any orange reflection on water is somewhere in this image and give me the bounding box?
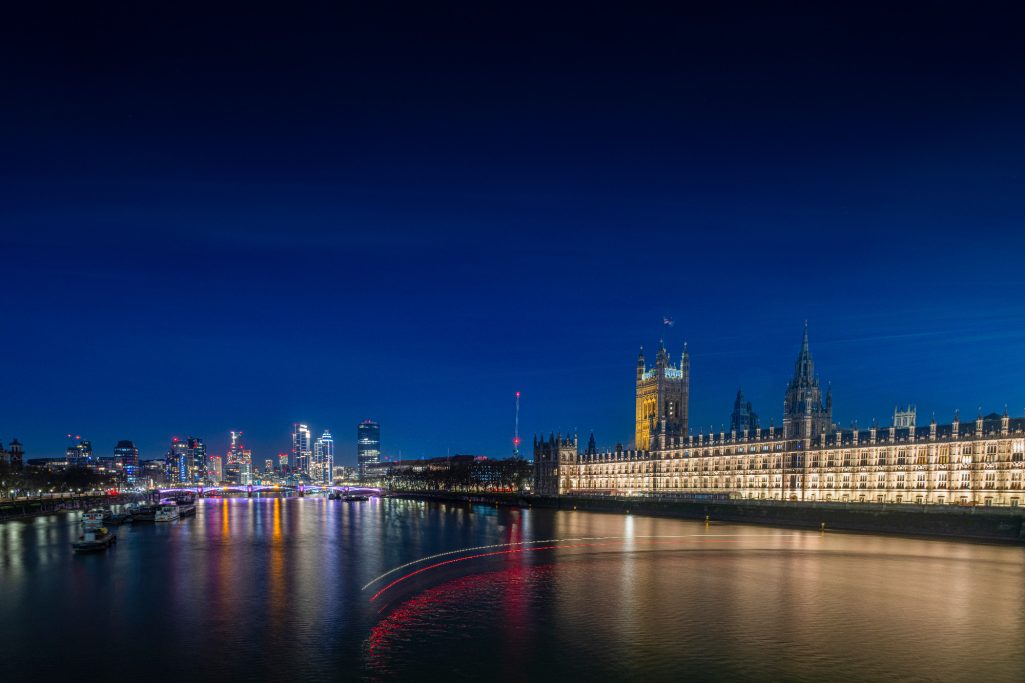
[269,497,285,623]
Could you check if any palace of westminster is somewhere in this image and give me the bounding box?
[534,325,1025,507]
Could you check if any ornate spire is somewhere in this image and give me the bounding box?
[791,322,816,388]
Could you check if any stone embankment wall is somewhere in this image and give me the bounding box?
[389,491,1025,543]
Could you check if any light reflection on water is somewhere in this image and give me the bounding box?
[1,498,1023,682]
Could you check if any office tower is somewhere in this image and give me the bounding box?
[292,424,312,474]
[277,453,288,473]
[208,455,223,482]
[114,440,140,485]
[264,458,274,474]
[228,431,245,464]
[357,420,380,479]
[239,460,252,485]
[314,430,334,484]
[165,438,188,484]
[186,437,207,483]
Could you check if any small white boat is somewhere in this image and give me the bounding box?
[154,502,180,522]
[82,509,106,530]
[73,526,116,552]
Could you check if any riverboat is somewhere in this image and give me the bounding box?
[82,509,106,530]
[154,502,180,522]
[73,526,116,552]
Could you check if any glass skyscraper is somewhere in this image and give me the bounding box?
[187,436,206,483]
[357,420,380,479]
[292,423,311,474]
[314,430,334,484]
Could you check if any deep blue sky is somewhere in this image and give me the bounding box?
[4,3,1025,464]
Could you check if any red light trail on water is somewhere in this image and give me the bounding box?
[362,533,803,592]
[368,537,777,603]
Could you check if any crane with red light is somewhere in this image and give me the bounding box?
[513,391,522,459]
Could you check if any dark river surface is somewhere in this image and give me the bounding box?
[2,497,1024,682]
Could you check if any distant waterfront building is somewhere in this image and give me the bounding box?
[264,458,274,474]
[333,465,356,481]
[368,455,532,492]
[165,438,189,484]
[1,439,24,470]
[66,437,93,466]
[635,342,689,449]
[227,431,253,467]
[314,430,334,484]
[277,453,288,472]
[536,325,1025,507]
[186,436,207,483]
[239,460,253,485]
[292,424,312,474]
[114,440,140,485]
[357,420,381,479]
[209,455,223,483]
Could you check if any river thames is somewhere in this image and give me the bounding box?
[1,497,1023,682]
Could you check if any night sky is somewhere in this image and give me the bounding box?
[4,3,1025,465]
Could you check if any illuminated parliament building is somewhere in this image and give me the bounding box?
[534,325,1025,507]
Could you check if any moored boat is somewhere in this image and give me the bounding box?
[73,526,116,552]
[129,503,159,522]
[154,502,180,522]
[82,508,106,530]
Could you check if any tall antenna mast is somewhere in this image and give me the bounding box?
[513,391,521,458]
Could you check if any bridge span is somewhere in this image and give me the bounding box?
[157,484,382,498]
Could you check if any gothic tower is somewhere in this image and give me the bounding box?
[730,388,759,433]
[635,340,689,449]
[782,323,833,441]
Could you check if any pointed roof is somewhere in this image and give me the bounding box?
[790,322,817,388]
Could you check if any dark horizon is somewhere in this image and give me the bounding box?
[4,3,1025,465]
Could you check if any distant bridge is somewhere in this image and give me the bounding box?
[157,484,382,498]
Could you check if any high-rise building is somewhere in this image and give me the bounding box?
[239,460,252,485]
[228,431,245,464]
[264,458,274,474]
[165,438,188,484]
[292,424,312,474]
[208,455,223,482]
[357,420,380,479]
[635,342,689,449]
[314,430,334,484]
[186,437,207,483]
[277,452,288,472]
[114,440,140,485]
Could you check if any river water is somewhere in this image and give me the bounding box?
[1,497,1023,682]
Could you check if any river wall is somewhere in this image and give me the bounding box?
[389,491,1025,543]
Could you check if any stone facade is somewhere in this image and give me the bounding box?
[536,327,1025,507]
[635,342,689,449]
